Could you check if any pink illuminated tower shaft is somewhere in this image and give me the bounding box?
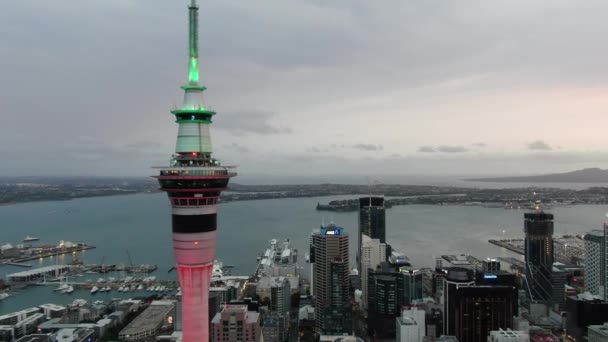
[155,1,235,341]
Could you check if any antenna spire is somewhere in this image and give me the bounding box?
[187,0,200,85]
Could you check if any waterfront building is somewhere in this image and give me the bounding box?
[118,301,175,341]
[258,238,299,277]
[443,268,475,337]
[154,1,237,341]
[451,286,515,342]
[39,304,67,320]
[7,265,71,283]
[360,234,386,309]
[396,307,425,342]
[312,224,350,334]
[588,323,608,342]
[523,205,554,303]
[210,305,262,342]
[584,225,608,300]
[0,308,42,326]
[358,197,386,270]
[256,275,299,300]
[487,329,529,342]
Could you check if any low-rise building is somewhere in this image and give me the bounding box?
[39,304,67,320]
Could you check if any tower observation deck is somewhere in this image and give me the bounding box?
[153,1,236,341]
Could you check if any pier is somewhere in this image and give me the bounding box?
[2,261,32,268]
[488,239,524,254]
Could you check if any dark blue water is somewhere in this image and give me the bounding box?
[1,193,606,313]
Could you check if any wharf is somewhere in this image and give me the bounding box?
[488,239,524,254]
[11,245,96,263]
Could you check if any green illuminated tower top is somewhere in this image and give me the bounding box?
[171,0,216,154]
[187,0,202,87]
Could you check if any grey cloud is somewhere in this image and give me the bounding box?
[437,145,469,153]
[417,146,436,153]
[472,142,486,148]
[216,111,292,135]
[309,147,322,153]
[352,144,383,151]
[527,140,553,151]
[224,143,250,153]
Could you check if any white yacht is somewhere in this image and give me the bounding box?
[90,286,99,294]
[55,283,69,292]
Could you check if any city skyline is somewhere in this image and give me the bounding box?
[3,1,608,177]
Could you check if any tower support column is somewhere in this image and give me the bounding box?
[178,263,213,342]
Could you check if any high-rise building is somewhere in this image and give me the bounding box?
[398,268,423,309]
[358,197,386,270]
[210,305,262,342]
[475,264,519,316]
[367,262,423,338]
[443,268,474,336]
[312,224,351,334]
[155,1,236,341]
[396,307,425,342]
[319,258,353,335]
[523,205,554,303]
[584,225,608,300]
[361,234,386,309]
[452,286,515,342]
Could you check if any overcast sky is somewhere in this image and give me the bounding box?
[2,0,608,180]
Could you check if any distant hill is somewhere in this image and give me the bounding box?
[466,168,608,183]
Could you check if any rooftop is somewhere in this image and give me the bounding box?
[14,336,51,342]
[8,265,70,278]
[39,303,66,311]
[119,301,174,336]
[211,305,260,325]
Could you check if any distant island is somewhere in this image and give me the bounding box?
[466,168,608,183]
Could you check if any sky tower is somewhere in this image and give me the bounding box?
[155,1,236,341]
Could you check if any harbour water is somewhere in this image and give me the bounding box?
[1,192,607,313]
